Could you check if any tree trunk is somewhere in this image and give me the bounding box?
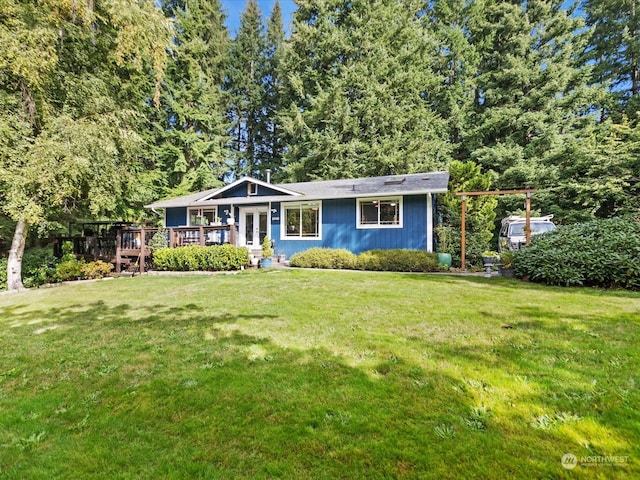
[7,219,28,291]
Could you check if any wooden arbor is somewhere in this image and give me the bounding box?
[455,189,536,270]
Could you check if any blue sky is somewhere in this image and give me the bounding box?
[220,0,297,36]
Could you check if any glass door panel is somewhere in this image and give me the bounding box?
[259,212,268,245]
[245,212,255,246]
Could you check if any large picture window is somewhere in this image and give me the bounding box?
[282,202,321,239]
[357,197,402,228]
[188,207,218,226]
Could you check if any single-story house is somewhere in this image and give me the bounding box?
[145,171,450,259]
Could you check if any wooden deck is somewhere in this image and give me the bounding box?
[54,224,237,273]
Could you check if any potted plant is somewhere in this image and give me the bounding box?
[497,250,515,277]
[435,224,453,268]
[260,236,274,269]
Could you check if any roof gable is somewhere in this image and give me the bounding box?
[196,176,301,201]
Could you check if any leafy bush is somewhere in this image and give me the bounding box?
[55,259,85,282]
[289,248,358,269]
[515,217,640,289]
[289,248,440,272]
[81,260,114,279]
[357,249,440,272]
[152,245,249,271]
[0,258,7,291]
[23,247,60,287]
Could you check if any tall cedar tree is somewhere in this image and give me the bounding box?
[582,0,640,119]
[0,0,170,290]
[280,0,452,181]
[428,0,482,160]
[156,0,230,196]
[261,1,287,181]
[464,0,598,218]
[225,0,267,179]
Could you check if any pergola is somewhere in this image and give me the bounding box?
[455,189,536,270]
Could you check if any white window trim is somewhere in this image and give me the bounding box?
[247,182,258,196]
[356,196,403,229]
[187,207,219,226]
[280,201,323,240]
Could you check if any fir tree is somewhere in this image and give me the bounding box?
[582,0,640,119]
[155,0,230,195]
[225,0,266,179]
[280,0,452,181]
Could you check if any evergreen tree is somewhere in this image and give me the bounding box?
[428,0,481,160]
[225,0,266,178]
[280,0,452,181]
[460,0,599,224]
[466,0,594,174]
[582,0,640,119]
[156,0,230,195]
[544,117,640,222]
[261,1,287,180]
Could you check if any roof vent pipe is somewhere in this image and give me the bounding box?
[266,169,272,183]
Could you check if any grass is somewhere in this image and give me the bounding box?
[0,269,639,479]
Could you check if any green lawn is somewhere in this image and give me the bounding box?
[1,270,638,479]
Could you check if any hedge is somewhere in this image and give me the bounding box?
[289,248,441,273]
[515,217,640,289]
[289,248,357,269]
[152,245,250,271]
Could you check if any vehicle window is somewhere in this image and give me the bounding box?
[531,222,555,234]
[510,223,525,236]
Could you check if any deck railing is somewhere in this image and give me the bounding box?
[54,224,237,273]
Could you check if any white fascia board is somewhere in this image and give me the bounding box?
[195,176,303,202]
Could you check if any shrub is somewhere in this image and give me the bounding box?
[0,248,61,289]
[0,258,6,291]
[289,248,358,269]
[515,217,640,289]
[152,245,249,271]
[356,249,440,272]
[81,260,114,279]
[55,259,85,282]
[149,229,168,251]
[23,247,60,287]
[289,248,441,272]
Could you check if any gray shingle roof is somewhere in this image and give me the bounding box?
[146,171,449,209]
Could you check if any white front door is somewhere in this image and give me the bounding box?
[239,207,269,249]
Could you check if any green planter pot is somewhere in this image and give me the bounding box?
[437,253,452,268]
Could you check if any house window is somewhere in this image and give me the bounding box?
[282,202,321,239]
[248,183,258,196]
[357,197,402,228]
[188,207,218,226]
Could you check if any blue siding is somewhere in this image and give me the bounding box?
[166,207,187,227]
[272,195,429,259]
[224,182,289,198]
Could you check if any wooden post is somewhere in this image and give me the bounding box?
[229,223,236,246]
[169,228,175,248]
[525,192,532,246]
[461,195,467,271]
[140,227,145,274]
[115,229,121,273]
[199,226,205,246]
